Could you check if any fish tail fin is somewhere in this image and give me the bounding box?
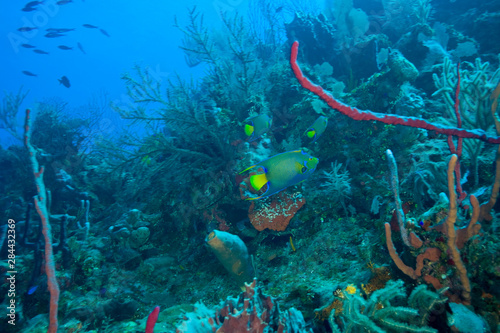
[249,173,268,191]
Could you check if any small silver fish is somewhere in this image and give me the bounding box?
[46,28,75,33]
[25,1,43,7]
[22,70,37,77]
[58,45,73,50]
[18,27,37,32]
[45,32,65,38]
[21,1,43,11]
[99,28,110,37]
[33,49,49,54]
[77,42,86,54]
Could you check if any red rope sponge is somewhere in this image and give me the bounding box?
[290,41,500,144]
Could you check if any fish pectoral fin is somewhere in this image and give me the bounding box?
[249,173,268,191]
[244,124,254,136]
[306,129,316,139]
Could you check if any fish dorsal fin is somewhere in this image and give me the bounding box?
[239,164,257,174]
[244,124,254,137]
[250,173,268,191]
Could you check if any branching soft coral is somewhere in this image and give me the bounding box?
[319,161,352,215]
[0,87,28,140]
[329,280,447,333]
[112,66,231,165]
[174,6,264,120]
[433,57,500,186]
[401,139,449,207]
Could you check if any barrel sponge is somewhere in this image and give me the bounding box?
[206,230,255,290]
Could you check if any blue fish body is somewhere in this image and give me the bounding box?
[240,150,318,200]
[27,285,38,295]
[244,114,272,142]
[304,116,328,143]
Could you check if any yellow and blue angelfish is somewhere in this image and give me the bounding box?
[244,114,272,141]
[239,150,319,200]
[304,116,328,143]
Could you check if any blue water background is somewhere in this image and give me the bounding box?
[0,0,256,146]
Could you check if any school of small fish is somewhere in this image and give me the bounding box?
[19,0,109,86]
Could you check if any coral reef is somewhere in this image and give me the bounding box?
[1,1,499,332]
[176,279,312,333]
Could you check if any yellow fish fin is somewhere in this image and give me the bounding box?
[244,124,254,136]
[246,195,263,201]
[239,164,257,174]
[249,173,268,191]
[306,129,316,138]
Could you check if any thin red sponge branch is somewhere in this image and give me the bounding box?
[290,41,500,144]
[24,109,60,333]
